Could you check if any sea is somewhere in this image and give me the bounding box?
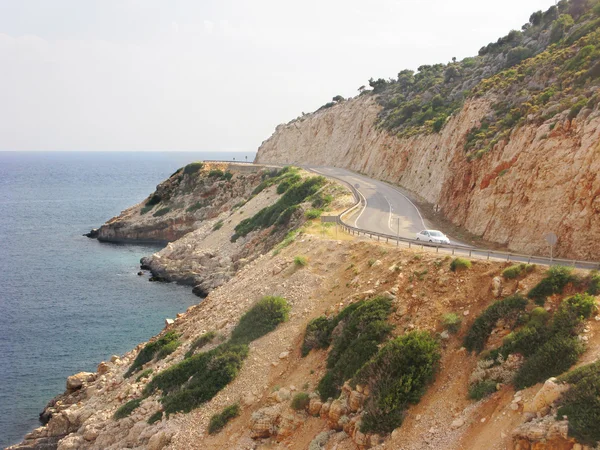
[0,151,255,449]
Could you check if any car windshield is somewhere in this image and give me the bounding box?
[429,231,443,237]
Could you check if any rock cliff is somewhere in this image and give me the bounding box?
[256,92,600,260]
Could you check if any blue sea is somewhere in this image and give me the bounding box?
[0,151,255,449]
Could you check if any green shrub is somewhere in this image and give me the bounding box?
[183,162,204,175]
[208,404,240,434]
[222,171,233,181]
[230,296,290,345]
[586,272,600,295]
[304,209,323,220]
[145,343,249,415]
[528,266,575,304]
[356,331,441,434]
[185,331,217,359]
[463,294,528,352]
[469,380,497,400]
[234,176,327,239]
[291,392,310,410]
[557,361,600,446]
[442,313,462,334]
[147,410,163,425]
[514,334,583,389]
[153,207,171,217]
[114,398,142,420]
[156,340,180,360]
[135,368,154,382]
[140,204,155,215]
[551,293,597,335]
[213,220,224,231]
[186,201,205,213]
[450,257,472,272]
[294,256,308,267]
[502,263,535,279]
[277,174,302,194]
[529,307,549,326]
[208,169,224,178]
[318,297,393,401]
[125,331,180,377]
[302,316,335,356]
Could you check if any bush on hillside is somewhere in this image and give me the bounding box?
[233,176,326,240]
[527,266,575,305]
[450,257,472,272]
[294,256,308,267]
[464,294,528,352]
[183,162,204,175]
[184,331,217,359]
[153,207,171,217]
[230,296,290,345]
[125,331,180,377]
[557,361,600,446]
[469,380,498,400]
[317,297,393,401]
[147,410,163,425]
[291,392,310,411]
[502,263,535,279]
[442,313,462,334]
[114,398,142,420]
[301,316,334,356]
[208,404,240,434]
[208,169,224,178]
[587,272,600,295]
[355,331,441,434]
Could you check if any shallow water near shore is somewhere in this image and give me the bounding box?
[0,151,254,448]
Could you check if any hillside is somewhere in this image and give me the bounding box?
[256,0,600,260]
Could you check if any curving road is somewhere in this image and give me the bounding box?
[311,167,447,241]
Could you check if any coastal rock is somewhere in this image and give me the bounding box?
[66,372,95,393]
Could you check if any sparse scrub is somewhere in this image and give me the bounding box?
[304,209,323,219]
[294,255,308,267]
[502,263,535,279]
[186,201,205,213]
[135,369,153,382]
[208,169,224,178]
[356,331,441,434]
[450,257,471,272]
[153,207,171,217]
[125,331,180,377]
[147,410,163,424]
[114,398,142,420]
[185,331,217,359]
[302,316,335,356]
[464,294,528,352]
[208,404,240,434]
[291,392,310,410]
[469,380,497,400]
[586,271,600,295]
[233,176,326,241]
[442,313,462,334]
[212,220,224,231]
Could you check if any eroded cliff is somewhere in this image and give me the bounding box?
[256,92,600,260]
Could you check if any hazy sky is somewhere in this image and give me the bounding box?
[0,0,555,152]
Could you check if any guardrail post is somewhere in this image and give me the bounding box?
[507,254,510,261]
[487,252,490,260]
[452,248,455,255]
[469,250,472,257]
[436,246,439,253]
[378,235,380,242]
[528,256,531,263]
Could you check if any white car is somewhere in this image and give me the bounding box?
[415,230,450,245]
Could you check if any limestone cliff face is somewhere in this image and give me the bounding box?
[256,95,600,260]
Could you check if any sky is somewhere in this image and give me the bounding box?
[0,0,556,152]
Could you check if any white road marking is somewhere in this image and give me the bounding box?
[384,195,396,234]
[354,189,368,228]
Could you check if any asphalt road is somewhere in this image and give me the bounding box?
[307,166,600,269]
[310,167,428,240]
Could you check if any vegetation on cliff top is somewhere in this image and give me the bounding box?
[352,0,600,159]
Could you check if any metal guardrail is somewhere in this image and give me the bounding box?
[318,169,600,271]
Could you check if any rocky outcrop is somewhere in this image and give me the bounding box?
[255,94,600,260]
[95,163,267,244]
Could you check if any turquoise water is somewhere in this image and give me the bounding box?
[0,151,254,448]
